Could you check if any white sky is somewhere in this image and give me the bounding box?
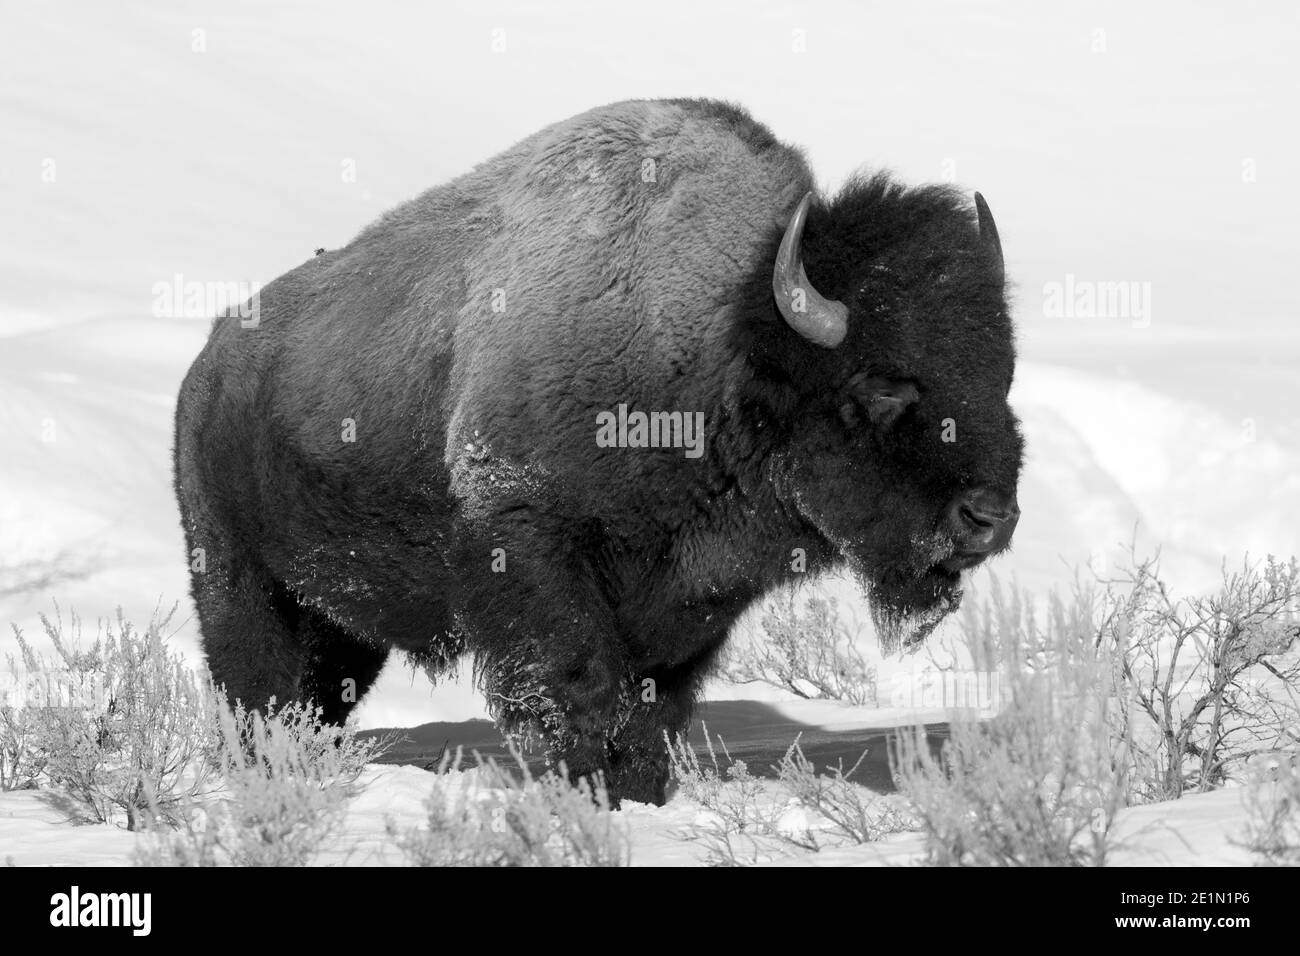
[3,0,1297,344]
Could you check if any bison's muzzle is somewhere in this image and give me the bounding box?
[938,486,1020,572]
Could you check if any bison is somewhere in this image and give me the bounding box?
[174,98,1023,805]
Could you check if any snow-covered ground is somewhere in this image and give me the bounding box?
[1,2,1297,865]
[0,697,1271,867]
[8,763,1261,867]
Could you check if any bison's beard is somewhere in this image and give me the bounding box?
[861,565,963,655]
[798,480,968,652]
[844,533,966,654]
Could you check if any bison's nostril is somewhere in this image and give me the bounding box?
[945,488,1019,558]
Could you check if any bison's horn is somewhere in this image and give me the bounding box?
[974,191,1004,286]
[773,192,848,348]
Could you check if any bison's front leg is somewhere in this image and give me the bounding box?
[533,634,628,797]
[602,659,711,806]
[604,705,681,807]
[452,476,677,804]
[459,558,629,798]
[472,594,710,806]
[476,598,692,806]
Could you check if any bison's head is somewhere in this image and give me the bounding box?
[754,175,1023,649]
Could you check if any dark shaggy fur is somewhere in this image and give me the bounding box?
[174,99,1023,805]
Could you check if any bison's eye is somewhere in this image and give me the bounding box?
[840,376,919,430]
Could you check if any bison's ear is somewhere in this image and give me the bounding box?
[974,192,1004,286]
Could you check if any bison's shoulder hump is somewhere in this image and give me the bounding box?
[497,100,805,243]
[465,98,808,214]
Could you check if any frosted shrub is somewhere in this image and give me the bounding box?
[13,607,220,827]
[0,703,43,791]
[893,581,1127,867]
[666,728,908,865]
[1240,755,1300,866]
[664,726,774,866]
[723,589,877,706]
[136,699,386,866]
[665,725,768,832]
[4,605,389,862]
[773,737,913,849]
[1,647,47,790]
[1096,553,1299,800]
[894,553,1300,866]
[389,747,630,867]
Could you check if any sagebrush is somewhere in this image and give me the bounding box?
[135,699,386,866]
[893,579,1128,866]
[893,552,1299,865]
[1240,755,1300,866]
[723,589,877,706]
[1096,552,1299,800]
[9,606,221,826]
[388,746,630,867]
[665,726,910,865]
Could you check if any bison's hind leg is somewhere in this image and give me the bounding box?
[197,566,386,725]
[195,566,307,716]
